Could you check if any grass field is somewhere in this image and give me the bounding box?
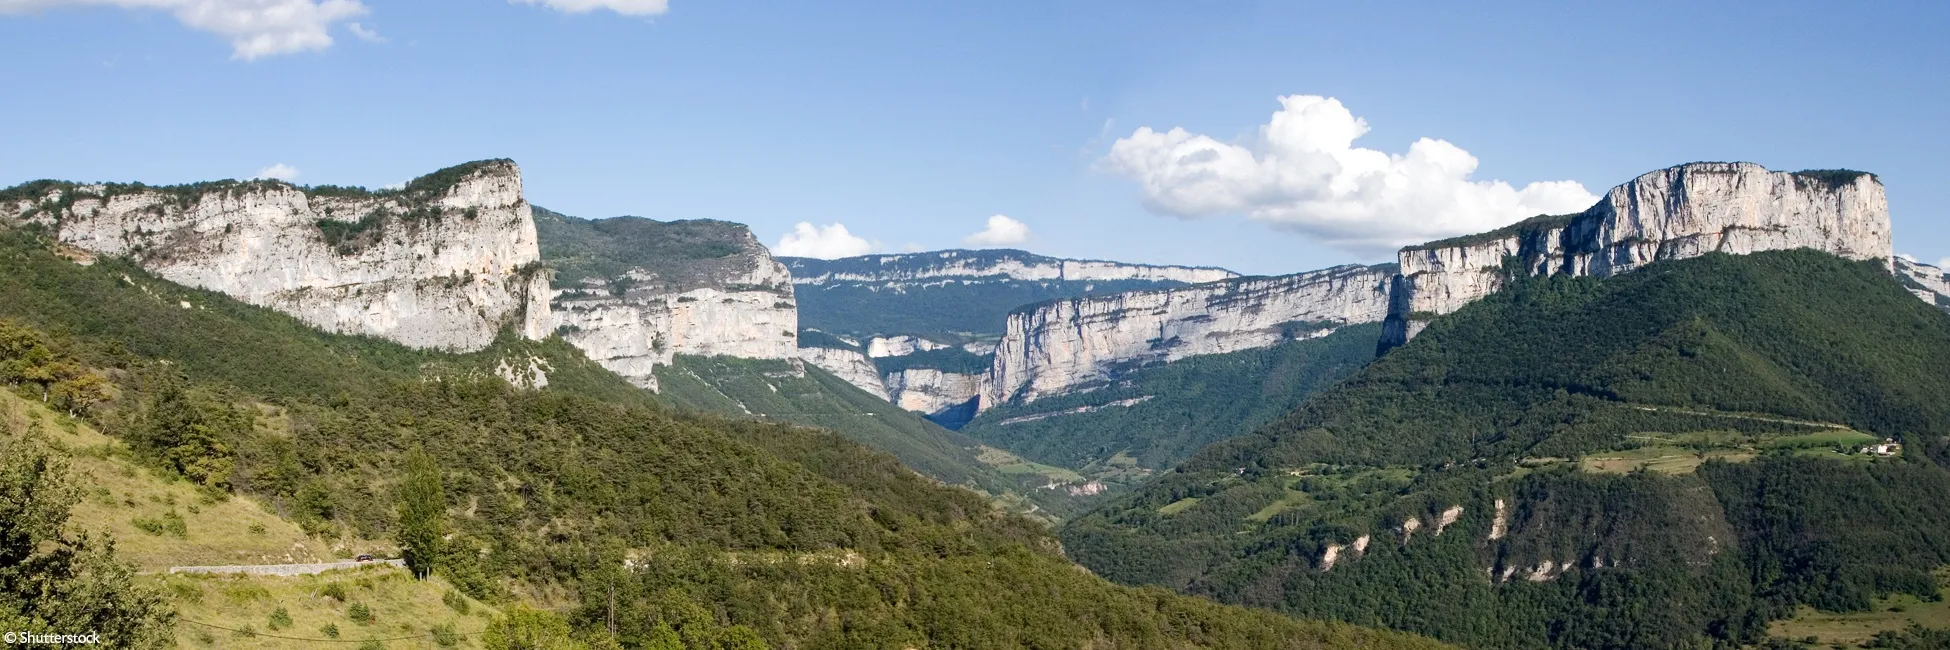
[158,564,495,649]
[1158,497,1202,515]
[1767,568,1950,646]
[1579,446,1756,475]
[0,393,399,570]
[975,445,1084,483]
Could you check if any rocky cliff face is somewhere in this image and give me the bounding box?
[884,368,983,414]
[0,160,551,351]
[1896,256,1950,310]
[982,264,1394,409]
[1381,163,1892,348]
[797,345,888,400]
[785,249,1237,286]
[540,213,797,391]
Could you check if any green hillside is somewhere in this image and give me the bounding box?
[1064,250,1950,649]
[0,225,1449,649]
[651,355,1085,519]
[961,324,1381,477]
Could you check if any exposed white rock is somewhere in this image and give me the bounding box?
[1401,516,1423,543]
[1489,499,1509,540]
[4,160,551,351]
[552,244,797,391]
[786,249,1238,286]
[799,346,889,400]
[1382,163,1892,348]
[867,335,950,358]
[1435,505,1463,536]
[1896,255,1950,308]
[883,368,982,414]
[982,264,1393,409]
[1321,543,1345,571]
[495,355,552,390]
[1527,560,1557,582]
[1352,534,1371,556]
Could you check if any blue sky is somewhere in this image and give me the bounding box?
[1,1,1945,275]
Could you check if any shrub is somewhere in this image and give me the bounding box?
[348,602,374,624]
[268,606,292,630]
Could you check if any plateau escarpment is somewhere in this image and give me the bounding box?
[536,209,797,391]
[982,264,1394,409]
[1380,162,1892,348]
[0,160,552,351]
[784,249,1239,338]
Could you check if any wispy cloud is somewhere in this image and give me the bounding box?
[511,0,668,16]
[254,163,300,181]
[345,21,382,42]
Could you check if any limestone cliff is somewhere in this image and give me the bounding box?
[0,160,551,351]
[538,210,797,391]
[784,249,1240,338]
[982,264,1395,409]
[1896,256,1950,310]
[785,249,1237,286]
[884,368,983,415]
[1380,163,1892,349]
[798,345,889,401]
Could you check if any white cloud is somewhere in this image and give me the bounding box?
[0,0,369,60]
[254,163,300,181]
[512,0,668,16]
[963,215,1030,247]
[775,222,876,259]
[345,20,381,42]
[1101,95,1599,255]
[1939,257,1950,270]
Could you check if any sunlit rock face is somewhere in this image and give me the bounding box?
[1896,256,1950,310]
[542,214,798,392]
[2,160,551,351]
[982,264,1395,410]
[1380,163,1892,349]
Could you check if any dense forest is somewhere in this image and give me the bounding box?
[0,224,1451,648]
[962,324,1382,474]
[1064,250,1950,648]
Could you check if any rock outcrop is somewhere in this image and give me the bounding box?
[883,368,983,414]
[540,212,797,391]
[1381,163,1892,348]
[867,335,949,358]
[1,160,551,351]
[798,345,889,400]
[982,264,1394,409]
[1896,255,1950,310]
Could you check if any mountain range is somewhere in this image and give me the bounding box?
[6,157,1950,648]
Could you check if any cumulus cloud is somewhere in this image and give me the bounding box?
[1940,257,1950,270]
[0,0,370,60]
[512,0,668,16]
[963,215,1030,247]
[775,222,876,259]
[1101,95,1599,255]
[254,163,300,181]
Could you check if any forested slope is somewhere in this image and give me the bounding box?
[1065,250,1950,648]
[0,225,1447,649]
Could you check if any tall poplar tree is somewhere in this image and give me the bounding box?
[397,447,444,580]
